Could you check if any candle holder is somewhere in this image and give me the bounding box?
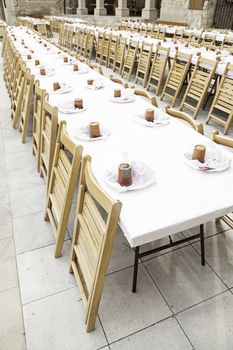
[63,56,68,63]
[35,59,40,66]
[74,98,83,109]
[114,89,121,98]
[118,163,132,187]
[89,122,101,138]
[192,145,206,163]
[73,64,79,71]
[87,79,94,85]
[53,82,60,91]
[145,109,154,122]
[40,68,46,75]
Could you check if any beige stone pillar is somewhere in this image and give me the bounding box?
[142,0,158,20]
[94,0,107,15]
[76,0,88,15]
[115,0,129,17]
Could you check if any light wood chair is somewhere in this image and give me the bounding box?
[134,89,158,107]
[108,34,119,69]
[157,27,166,40]
[206,63,233,134]
[221,35,233,51]
[180,57,218,119]
[11,62,27,127]
[173,28,184,40]
[40,95,58,187]
[165,106,204,134]
[96,32,105,64]
[161,51,192,106]
[212,130,233,229]
[113,36,126,74]
[135,42,153,87]
[80,29,88,56]
[32,81,47,172]
[102,32,111,66]
[88,62,104,76]
[18,69,35,143]
[109,74,131,88]
[70,155,122,332]
[85,31,94,59]
[45,120,83,257]
[37,23,48,37]
[147,46,170,95]
[202,32,216,46]
[121,39,139,81]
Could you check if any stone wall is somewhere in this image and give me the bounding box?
[160,0,217,28]
[2,0,63,25]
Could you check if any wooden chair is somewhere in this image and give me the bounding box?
[40,95,58,187]
[161,51,192,106]
[151,25,159,39]
[85,31,94,59]
[11,62,27,127]
[180,57,218,119]
[32,82,47,172]
[135,42,153,87]
[113,36,126,74]
[108,34,119,69]
[173,28,184,40]
[69,155,122,332]
[147,46,170,95]
[109,74,131,88]
[102,32,111,66]
[221,35,233,53]
[37,23,48,37]
[45,120,83,258]
[157,27,166,40]
[202,32,216,46]
[206,63,233,134]
[212,130,233,229]
[18,69,35,143]
[96,32,105,64]
[134,89,158,107]
[165,106,204,134]
[88,62,104,76]
[121,39,139,81]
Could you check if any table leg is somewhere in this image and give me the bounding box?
[132,246,140,293]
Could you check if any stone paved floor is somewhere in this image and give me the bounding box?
[1,38,233,350]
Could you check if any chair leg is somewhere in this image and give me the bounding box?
[200,224,205,266]
[132,246,140,293]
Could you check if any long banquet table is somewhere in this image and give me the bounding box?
[8,26,233,249]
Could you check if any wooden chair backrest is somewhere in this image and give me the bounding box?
[12,61,27,128]
[45,120,83,257]
[70,155,122,332]
[165,106,204,134]
[212,130,233,148]
[147,46,170,95]
[134,89,158,107]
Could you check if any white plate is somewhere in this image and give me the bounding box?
[134,112,169,127]
[85,80,104,90]
[58,100,87,113]
[62,58,77,65]
[105,161,156,192]
[70,66,89,74]
[36,68,55,77]
[109,94,135,103]
[184,145,231,172]
[52,52,65,59]
[72,124,110,141]
[49,84,73,95]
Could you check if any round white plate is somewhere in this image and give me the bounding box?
[105,161,156,192]
[37,68,55,77]
[70,66,89,74]
[62,58,77,65]
[108,94,135,103]
[49,84,73,95]
[85,80,104,90]
[72,124,110,141]
[134,112,169,127]
[58,100,87,113]
[184,146,231,172]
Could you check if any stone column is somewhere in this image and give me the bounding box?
[142,0,158,20]
[76,0,88,15]
[115,0,129,17]
[94,0,107,15]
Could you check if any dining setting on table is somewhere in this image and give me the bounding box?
[3,24,233,332]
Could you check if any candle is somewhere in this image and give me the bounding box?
[145,109,154,122]
[63,56,68,63]
[40,68,46,75]
[192,145,206,163]
[74,98,83,109]
[114,89,121,98]
[27,54,31,60]
[73,64,79,71]
[35,59,40,66]
[87,79,94,85]
[118,163,132,187]
[89,122,101,138]
[53,82,60,91]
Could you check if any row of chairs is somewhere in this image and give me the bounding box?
[3,29,122,332]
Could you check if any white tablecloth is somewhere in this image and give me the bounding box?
[9,27,233,247]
